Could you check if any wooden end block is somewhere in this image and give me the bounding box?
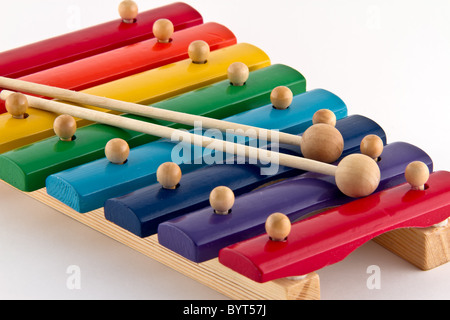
[374,222,450,271]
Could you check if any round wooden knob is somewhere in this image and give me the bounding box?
[157,162,182,189]
[312,109,336,126]
[105,138,129,164]
[118,0,138,23]
[405,161,429,190]
[265,212,291,241]
[270,86,293,110]
[209,186,234,215]
[300,123,344,163]
[5,92,28,119]
[153,19,174,43]
[360,134,383,161]
[53,115,77,141]
[227,62,249,86]
[335,154,381,198]
[188,40,210,64]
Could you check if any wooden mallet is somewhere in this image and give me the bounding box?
[0,73,345,164]
[0,90,380,198]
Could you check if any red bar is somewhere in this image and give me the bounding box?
[219,171,450,283]
[0,22,236,113]
[0,2,202,79]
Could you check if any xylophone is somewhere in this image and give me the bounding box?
[0,1,449,301]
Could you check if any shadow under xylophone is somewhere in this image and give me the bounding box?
[0,1,449,300]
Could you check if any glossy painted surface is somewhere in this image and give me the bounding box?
[157,142,432,263]
[105,114,384,238]
[0,64,305,192]
[0,43,270,153]
[0,22,236,113]
[0,3,202,81]
[48,87,349,215]
[219,171,450,283]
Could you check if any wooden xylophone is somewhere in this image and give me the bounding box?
[0,1,449,300]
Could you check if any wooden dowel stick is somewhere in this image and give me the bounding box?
[0,76,301,146]
[0,90,337,176]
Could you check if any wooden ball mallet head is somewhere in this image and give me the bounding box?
[335,153,381,198]
[300,109,343,164]
[270,87,343,165]
[300,122,344,164]
[157,162,182,190]
[118,0,138,24]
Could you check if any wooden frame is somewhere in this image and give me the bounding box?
[18,183,447,300]
[26,185,320,300]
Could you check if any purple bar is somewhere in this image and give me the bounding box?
[157,142,432,263]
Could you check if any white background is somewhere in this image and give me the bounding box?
[0,0,449,300]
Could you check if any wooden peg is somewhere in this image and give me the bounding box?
[209,186,235,215]
[270,86,293,110]
[360,134,383,161]
[105,138,129,164]
[227,62,249,86]
[118,0,138,23]
[405,161,429,191]
[265,212,291,241]
[188,40,210,64]
[53,114,76,141]
[153,19,174,43]
[300,123,344,163]
[5,92,28,119]
[157,162,182,189]
[312,109,336,126]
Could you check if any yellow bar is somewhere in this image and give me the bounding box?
[0,43,270,153]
